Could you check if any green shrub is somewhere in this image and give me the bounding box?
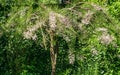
[108,2,120,20]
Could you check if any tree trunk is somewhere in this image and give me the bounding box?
[50,31,58,75]
[49,12,58,75]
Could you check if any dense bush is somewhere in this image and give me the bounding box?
[108,2,120,20]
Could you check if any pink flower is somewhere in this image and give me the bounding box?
[23,21,43,40]
[49,12,56,31]
[99,33,114,45]
[81,10,93,25]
